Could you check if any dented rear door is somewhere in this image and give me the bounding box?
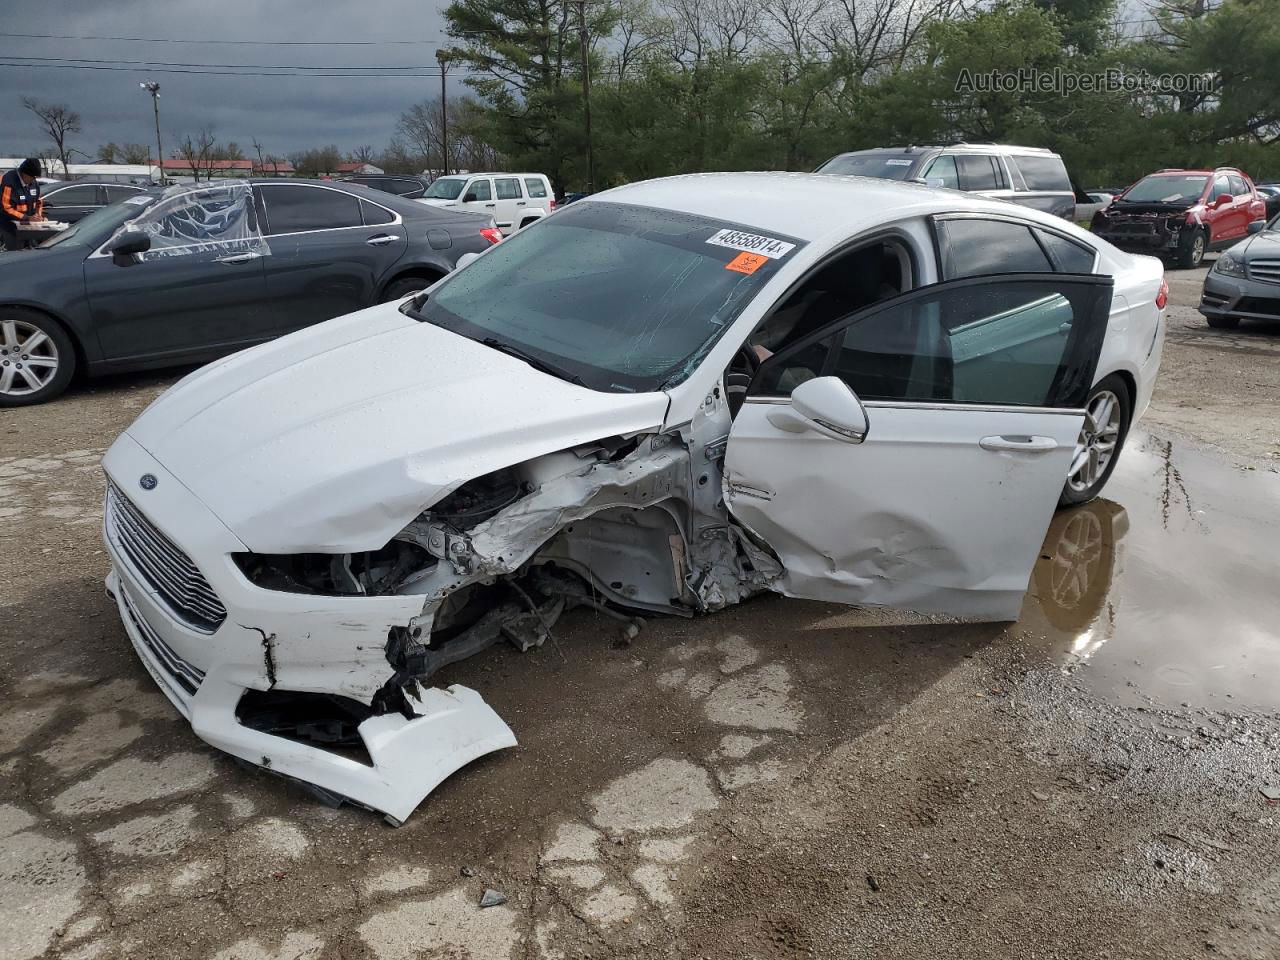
[723,273,1115,621]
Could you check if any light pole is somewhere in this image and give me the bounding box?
[140,81,163,184]
[436,50,451,177]
[576,0,595,193]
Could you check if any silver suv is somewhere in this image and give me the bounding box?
[816,143,1076,220]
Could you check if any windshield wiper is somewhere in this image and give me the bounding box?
[480,337,586,386]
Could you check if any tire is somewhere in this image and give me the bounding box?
[379,275,440,303]
[0,308,76,407]
[1059,374,1131,508]
[1205,314,1240,329]
[1175,228,1206,269]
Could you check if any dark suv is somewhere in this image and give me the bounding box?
[1090,167,1268,268]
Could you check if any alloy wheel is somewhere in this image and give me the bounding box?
[1067,389,1122,494]
[0,319,60,397]
[1192,234,1206,264]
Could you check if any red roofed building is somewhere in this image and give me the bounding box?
[161,157,254,178]
[336,162,384,176]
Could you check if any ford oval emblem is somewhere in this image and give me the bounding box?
[139,473,158,491]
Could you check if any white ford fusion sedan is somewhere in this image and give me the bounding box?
[101,173,1166,822]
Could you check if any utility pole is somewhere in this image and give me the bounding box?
[576,0,596,193]
[140,81,163,184]
[436,49,450,177]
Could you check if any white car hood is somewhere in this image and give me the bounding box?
[124,305,668,554]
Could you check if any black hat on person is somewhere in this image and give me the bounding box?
[18,158,42,177]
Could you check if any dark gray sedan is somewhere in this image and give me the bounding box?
[0,179,500,405]
[1199,214,1280,329]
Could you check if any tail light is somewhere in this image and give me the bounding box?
[549,197,557,211]
[480,227,502,246]
[1155,277,1168,310]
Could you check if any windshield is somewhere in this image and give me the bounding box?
[38,196,155,250]
[409,201,805,393]
[424,177,465,200]
[817,152,918,180]
[1120,175,1207,204]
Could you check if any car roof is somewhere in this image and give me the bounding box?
[461,172,549,178]
[832,143,1059,158]
[591,172,1075,243]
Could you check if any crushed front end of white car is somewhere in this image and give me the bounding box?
[101,303,775,825]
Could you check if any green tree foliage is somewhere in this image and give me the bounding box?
[442,0,1280,191]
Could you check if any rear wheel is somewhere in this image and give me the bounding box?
[1175,228,1206,269]
[0,309,75,407]
[1205,314,1240,329]
[380,275,440,303]
[1059,374,1131,507]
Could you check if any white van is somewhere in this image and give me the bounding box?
[418,173,555,235]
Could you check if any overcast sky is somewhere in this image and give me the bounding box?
[0,0,460,161]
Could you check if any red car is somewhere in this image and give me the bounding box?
[1090,167,1268,268]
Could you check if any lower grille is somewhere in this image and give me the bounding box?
[120,583,205,696]
[1236,297,1280,316]
[106,480,227,633]
[1248,259,1280,284]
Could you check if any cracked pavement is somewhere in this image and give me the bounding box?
[2,265,1279,959]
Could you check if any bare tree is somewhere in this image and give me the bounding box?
[350,144,378,165]
[176,127,218,182]
[21,98,82,176]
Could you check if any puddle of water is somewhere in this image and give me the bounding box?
[1021,430,1280,711]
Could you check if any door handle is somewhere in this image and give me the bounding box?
[516,201,526,206]
[215,252,261,264]
[485,203,496,208]
[366,234,400,246]
[979,435,1058,453]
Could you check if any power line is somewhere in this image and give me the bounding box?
[3,55,445,71]
[0,61,445,78]
[0,31,446,46]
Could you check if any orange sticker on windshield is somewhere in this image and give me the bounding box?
[725,251,767,275]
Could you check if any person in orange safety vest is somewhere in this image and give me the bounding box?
[1,158,45,252]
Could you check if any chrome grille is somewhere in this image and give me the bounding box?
[1248,259,1280,284]
[120,582,205,696]
[106,481,227,633]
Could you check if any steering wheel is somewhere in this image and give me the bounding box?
[734,343,762,377]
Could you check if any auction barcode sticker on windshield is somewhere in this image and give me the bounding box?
[706,229,796,260]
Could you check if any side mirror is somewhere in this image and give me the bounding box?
[1213,194,1232,208]
[766,376,869,443]
[463,191,479,202]
[455,251,481,271]
[1247,219,1266,235]
[106,228,150,265]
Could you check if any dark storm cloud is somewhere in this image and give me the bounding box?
[0,0,459,158]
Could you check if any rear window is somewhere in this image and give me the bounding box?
[1011,155,1071,192]
[817,152,919,180]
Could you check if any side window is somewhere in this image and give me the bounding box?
[923,155,959,189]
[936,218,1052,279]
[361,199,395,226]
[524,177,548,198]
[104,186,142,204]
[260,185,361,234]
[1011,155,1071,192]
[467,179,492,202]
[46,185,100,207]
[1034,229,1096,273]
[390,179,420,195]
[957,155,1001,191]
[1229,175,1248,197]
[1210,176,1231,201]
[753,277,1110,409]
[495,177,522,200]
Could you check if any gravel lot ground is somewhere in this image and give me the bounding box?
[2,260,1279,960]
